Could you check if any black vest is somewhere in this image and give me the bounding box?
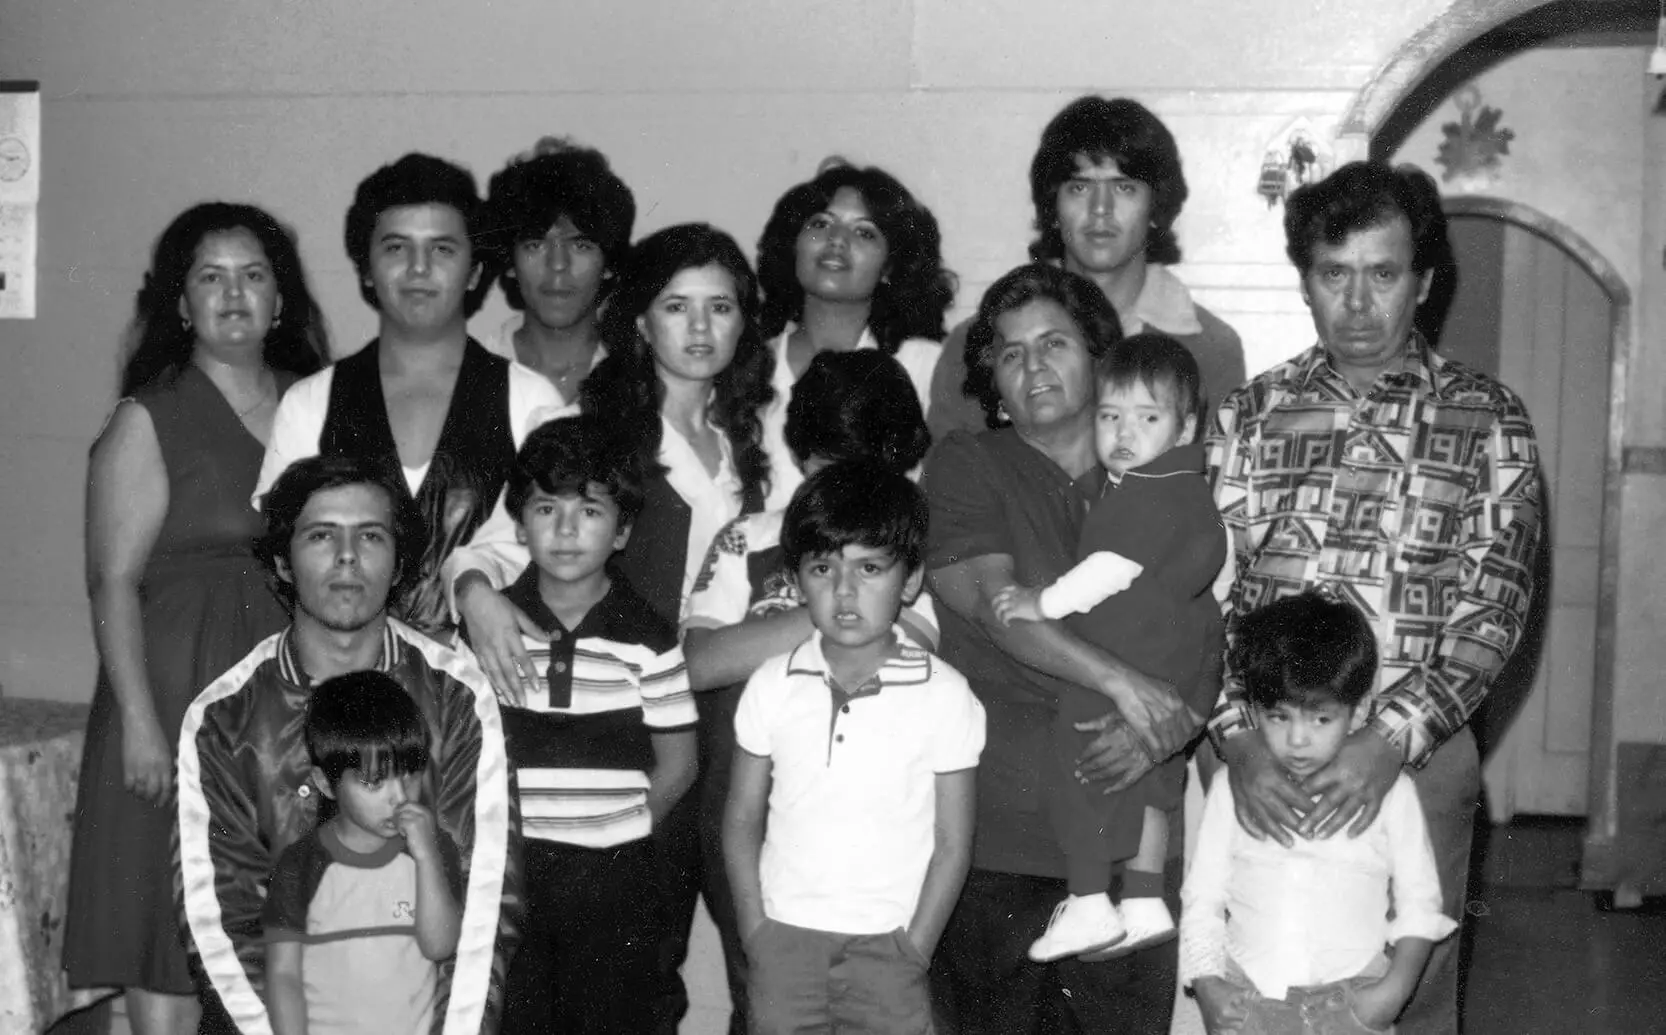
[612,474,693,630]
[318,337,515,535]
[614,460,767,630]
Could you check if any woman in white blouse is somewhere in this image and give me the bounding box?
[452,221,774,1032]
[578,222,775,625]
[755,160,957,508]
[452,222,774,665]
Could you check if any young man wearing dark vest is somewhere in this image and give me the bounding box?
[254,152,564,631]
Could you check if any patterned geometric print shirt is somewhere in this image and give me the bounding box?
[1205,340,1542,767]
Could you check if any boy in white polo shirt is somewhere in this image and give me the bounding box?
[723,461,986,1035]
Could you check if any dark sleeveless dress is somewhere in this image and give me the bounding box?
[64,364,293,993]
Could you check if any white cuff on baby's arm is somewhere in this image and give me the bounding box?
[1038,551,1144,619]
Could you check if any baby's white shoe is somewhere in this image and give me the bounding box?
[1109,896,1175,956]
[1027,893,1127,962]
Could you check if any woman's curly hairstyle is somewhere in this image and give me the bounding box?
[581,223,776,512]
[962,262,1124,429]
[756,163,957,350]
[121,202,328,396]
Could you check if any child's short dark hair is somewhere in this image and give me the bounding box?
[1232,591,1378,711]
[781,460,928,573]
[1097,332,1206,428]
[784,350,931,475]
[505,415,646,526]
[305,671,430,787]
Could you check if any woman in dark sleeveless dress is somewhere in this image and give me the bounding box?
[63,203,328,1034]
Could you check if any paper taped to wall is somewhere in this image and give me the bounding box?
[0,204,36,319]
[0,81,40,320]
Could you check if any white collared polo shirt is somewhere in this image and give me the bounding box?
[735,632,985,935]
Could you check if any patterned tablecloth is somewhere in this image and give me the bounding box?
[0,697,114,1033]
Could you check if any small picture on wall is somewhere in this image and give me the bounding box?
[1434,83,1515,192]
[1257,116,1333,208]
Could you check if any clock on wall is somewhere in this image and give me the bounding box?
[0,136,30,182]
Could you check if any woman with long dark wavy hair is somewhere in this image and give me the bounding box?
[449,221,774,1033]
[63,202,327,1035]
[455,222,775,666]
[753,160,955,506]
[583,221,773,1033]
[583,221,775,612]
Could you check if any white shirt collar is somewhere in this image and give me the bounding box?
[1125,264,1204,337]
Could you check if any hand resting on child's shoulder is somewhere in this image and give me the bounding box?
[1221,724,1402,846]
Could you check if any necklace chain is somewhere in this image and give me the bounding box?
[230,372,277,418]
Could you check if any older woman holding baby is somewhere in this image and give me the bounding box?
[921,262,1201,1034]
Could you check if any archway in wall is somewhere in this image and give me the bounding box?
[1340,0,1634,872]
[1342,0,1569,142]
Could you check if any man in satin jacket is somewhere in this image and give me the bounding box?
[175,454,521,1034]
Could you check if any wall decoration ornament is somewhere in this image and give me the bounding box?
[1434,83,1515,192]
[1256,116,1333,208]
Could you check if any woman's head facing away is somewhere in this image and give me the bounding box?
[963,262,1123,432]
[785,350,931,476]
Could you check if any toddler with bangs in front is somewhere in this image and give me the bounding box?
[263,671,461,1035]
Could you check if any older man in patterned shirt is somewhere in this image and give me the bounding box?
[1205,162,1541,1035]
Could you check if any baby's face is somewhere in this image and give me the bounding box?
[1093,378,1195,477]
[1252,698,1359,779]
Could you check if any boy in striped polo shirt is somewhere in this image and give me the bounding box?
[489,415,698,1034]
